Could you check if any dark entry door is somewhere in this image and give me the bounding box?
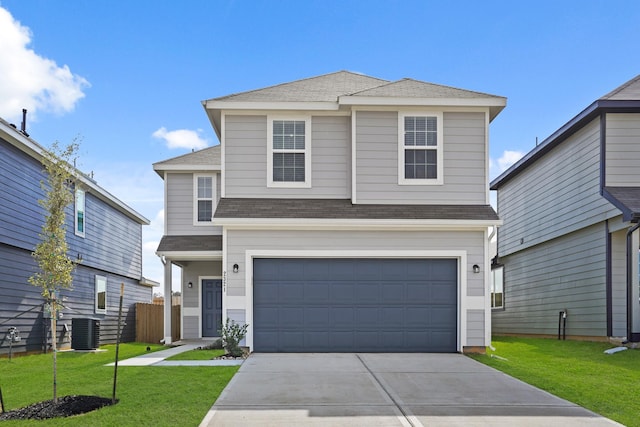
[202,279,222,337]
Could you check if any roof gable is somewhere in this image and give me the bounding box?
[491,74,640,190]
[153,145,221,176]
[348,78,503,100]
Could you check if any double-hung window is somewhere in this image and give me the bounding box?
[398,112,443,185]
[75,188,85,237]
[194,175,215,224]
[268,116,311,187]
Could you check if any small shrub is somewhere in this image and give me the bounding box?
[203,338,224,350]
[219,319,248,357]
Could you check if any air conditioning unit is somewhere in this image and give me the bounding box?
[71,318,100,350]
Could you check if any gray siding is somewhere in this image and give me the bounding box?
[0,244,151,355]
[165,172,222,235]
[1,138,144,279]
[493,223,607,337]
[224,115,350,198]
[605,113,640,186]
[466,309,485,346]
[355,111,487,204]
[0,133,151,355]
[497,118,617,257]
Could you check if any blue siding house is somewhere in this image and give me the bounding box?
[0,117,154,356]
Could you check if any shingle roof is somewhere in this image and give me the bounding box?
[209,71,387,103]
[154,145,220,167]
[348,78,504,100]
[156,235,223,253]
[603,187,640,222]
[600,74,640,100]
[214,198,499,221]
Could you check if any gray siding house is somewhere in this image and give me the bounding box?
[491,75,640,342]
[155,71,506,353]
[0,117,154,356]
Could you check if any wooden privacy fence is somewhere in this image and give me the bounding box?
[135,303,180,343]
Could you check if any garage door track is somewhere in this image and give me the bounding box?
[200,353,620,426]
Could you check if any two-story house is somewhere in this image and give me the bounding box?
[491,75,640,342]
[0,117,154,356]
[155,71,506,353]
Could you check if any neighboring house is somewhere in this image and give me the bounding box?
[491,75,640,342]
[155,70,506,353]
[0,117,154,356]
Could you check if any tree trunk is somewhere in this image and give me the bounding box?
[51,308,58,404]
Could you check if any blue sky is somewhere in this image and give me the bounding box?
[2,0,640,292]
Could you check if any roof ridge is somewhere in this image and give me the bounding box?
[348,77,504,98]
[600,74,640,100]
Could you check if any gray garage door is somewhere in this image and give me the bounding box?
[253,258,457,352]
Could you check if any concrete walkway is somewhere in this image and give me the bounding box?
[106,343,243,367]
[200,353,622,427]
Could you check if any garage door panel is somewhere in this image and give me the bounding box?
[279,283,305,302]
[304,282,329,302]
[305,307,330,328]
[330,281,355,300]
[253,258,457,352]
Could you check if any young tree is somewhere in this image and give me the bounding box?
[29,141,80,404]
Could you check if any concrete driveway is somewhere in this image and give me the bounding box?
[200,353,621,426]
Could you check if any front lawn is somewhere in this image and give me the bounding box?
[0,343,238,426]
[165,348,226,361]
[469,336,640,427]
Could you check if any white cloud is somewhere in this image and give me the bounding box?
[0,7,90,121]
[152,127,208,150]
[490,150,525,178]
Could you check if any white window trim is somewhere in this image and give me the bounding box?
[267,115,312,188]
[397,111,444,185]
[74,188,85,237]
[193,174,216,226]
[491,265,504,309]
[95,275,107,314]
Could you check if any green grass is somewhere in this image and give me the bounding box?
[0,343,239,426]
[165,348,226,361]
[469,336,640,427]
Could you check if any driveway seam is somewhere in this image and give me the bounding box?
[355,354,422,427]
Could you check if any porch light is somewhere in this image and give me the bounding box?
[188,281,193,288]
[233,264,239,273]
[473,264,480,274]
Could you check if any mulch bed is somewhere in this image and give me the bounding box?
[0,395,116,421]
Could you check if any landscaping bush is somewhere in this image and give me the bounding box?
[218,319,248,357]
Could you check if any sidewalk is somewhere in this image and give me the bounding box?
[105,343,244,367]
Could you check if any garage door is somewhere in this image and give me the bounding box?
[253,258,457,352]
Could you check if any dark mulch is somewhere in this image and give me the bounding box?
[0,395,116,421]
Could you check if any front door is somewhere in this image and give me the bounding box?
[202,279,222,337]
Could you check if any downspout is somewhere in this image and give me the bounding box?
[626,222,640,343]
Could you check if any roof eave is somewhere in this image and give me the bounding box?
[0,120,149,225]
[213,218,503,229]
[490,99,640,190]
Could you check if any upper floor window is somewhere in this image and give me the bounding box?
[75,188,85,237]
[194,175,215,224]
[267,116,311,188]
[398,112,443,185]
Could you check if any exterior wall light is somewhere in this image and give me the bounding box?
[233,263,239,273]
[473,264,480,273]
[187,281,193,288]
